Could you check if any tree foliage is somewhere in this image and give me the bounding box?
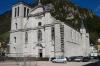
[41,0,100,44]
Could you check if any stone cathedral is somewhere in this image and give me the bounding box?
[9,1,90,58]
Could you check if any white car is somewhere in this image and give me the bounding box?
[90,52,98,57]
[52,57,67,63]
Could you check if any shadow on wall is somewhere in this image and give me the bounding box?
[83,61,100,66]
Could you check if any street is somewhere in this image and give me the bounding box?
[83,61,100,66]
[0,61,99,66]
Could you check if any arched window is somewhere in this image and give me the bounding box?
[24,7,26,17]
[27,9,29,16]
[17,7,19,16]
[14,37,16,43]
[38,30,42,41]
[25,32,28,43]
[38,22,42,26]
[15,23,17,29]
[51,27,55,40]
[15,8,17,17]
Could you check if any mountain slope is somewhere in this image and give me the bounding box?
[0,11,11,42]
[41,0,100,44]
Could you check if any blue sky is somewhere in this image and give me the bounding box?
[0,0,100,16]
[0,0,34,14]
[71,0,100,16]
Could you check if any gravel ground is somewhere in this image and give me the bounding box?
[0,61,98,66]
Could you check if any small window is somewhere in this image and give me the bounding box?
[38,22,42,26]
[14,37,16,43]
[25,32,28,43]
[27,9,29,16]
[24,7,26,17]
[15,8,17,17]
[15,23,17,29]
[18,7,19,16]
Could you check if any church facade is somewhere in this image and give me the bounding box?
[9,2,90,58]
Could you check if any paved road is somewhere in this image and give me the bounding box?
[0,61,99,66]
[83,61,100,66]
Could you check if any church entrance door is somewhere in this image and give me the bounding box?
[39,49,43,58]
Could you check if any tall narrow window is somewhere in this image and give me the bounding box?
[38,30,42,41]
[72,30,74,41]
[14,37,16,43]
[51,27,55,40]
[17,7,19,16]
[15,23,17,29]
[38,22,42,26]
[25,32,28,43]
[71,30,72,40]
[27,9,29,16]
[15,8,17,17]
[24,7,26,17]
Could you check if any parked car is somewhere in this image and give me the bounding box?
[98,55,100,60]
[73,56,83,62]
[82,57,91,62]
[90,52,98,59]
[68,56,77,61]
[49,57,56,61]
[68,56,83,62]
[52,56,67,63]
[68,56,90,62]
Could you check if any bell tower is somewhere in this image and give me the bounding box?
[11,1,32,30]
[80,21,86,34]
[10,1,32,57]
